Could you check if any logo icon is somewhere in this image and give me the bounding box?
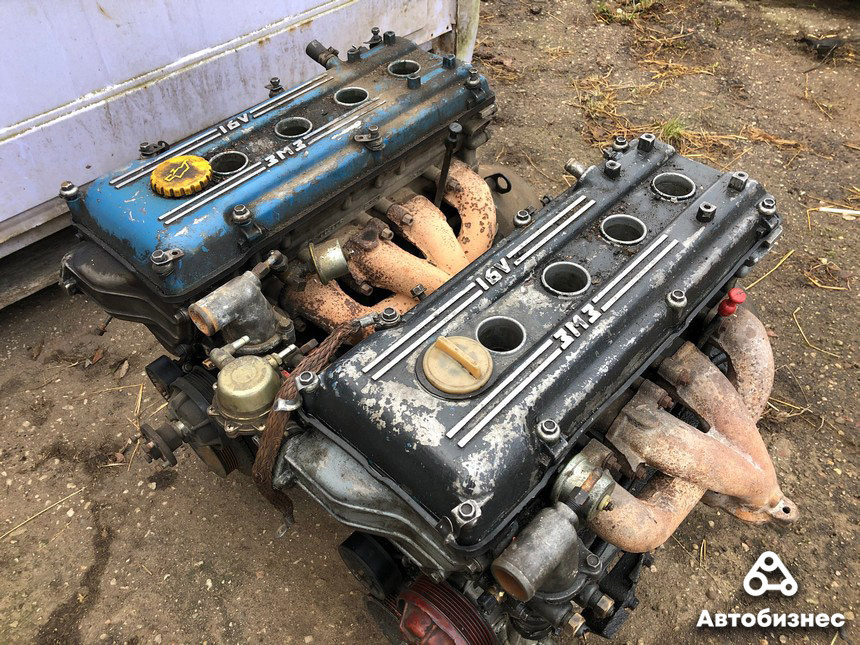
[743,551,797,597]
[164,159,191,182]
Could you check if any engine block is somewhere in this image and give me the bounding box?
[299,139,782,550]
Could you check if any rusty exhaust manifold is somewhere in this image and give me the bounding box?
[588,307,797,553]
[289,162,496,331]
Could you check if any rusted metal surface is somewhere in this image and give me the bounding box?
[711,306,775,420]
[287,276,415,332]
[290,163,496,330]
[608,382,778,511]
[444,160,497,261]
[393,197,470,274]
[661,341,795,525]
[588,310,796,552]
[347,233,451,296]
[588,472,705,554]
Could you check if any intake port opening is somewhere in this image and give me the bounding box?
[476,316,526,354]
[541,262,591,299]
[334,86,369,106]
[210,150,249,177]
[388,60,421,77]
[651,172,697,201]
[601,214,647,245]
[274,117,313,139]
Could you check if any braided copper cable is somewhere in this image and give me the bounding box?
[252,319,362,517]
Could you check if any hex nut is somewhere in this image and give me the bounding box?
[379,307,400,325]
[232,204,252,225]
[514,210,532,227]
[466,67,481,88]
[758,197,777,215]
[697,202,717,222]
[59,181,79,201]
[667,289,687,309]
[637,133,656,152]
[604,159,621,179]
[537,419,561,444]
[456,500,479,522]
[729,171,749,191]
[595,594,615,618]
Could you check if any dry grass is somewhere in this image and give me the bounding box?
[632,21,694,57]
[745,249,795,291]
[475,57,521,83]
[803,75,835,119]
[568,74,748,156]
[541,46,576,62]
[595,0,659,25]
[742,127,802,149]
[638,57,717,81]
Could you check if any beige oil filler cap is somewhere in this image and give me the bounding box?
[422,336,493,394]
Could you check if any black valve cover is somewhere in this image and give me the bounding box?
[300,138,780,552]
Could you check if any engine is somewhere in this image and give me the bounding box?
[59,29,796,643]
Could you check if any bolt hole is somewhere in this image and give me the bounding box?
[652,172,697,201]
[476,316,526,354]
[388,60,421,77]
[275,117,312,139]
[334,86,369,106]
[541,262,591,299]
[601,214,647,245]
[209,151,249,177]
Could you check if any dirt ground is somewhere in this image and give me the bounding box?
[1,1,858,643]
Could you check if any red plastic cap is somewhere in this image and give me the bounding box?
[718,287,747,317]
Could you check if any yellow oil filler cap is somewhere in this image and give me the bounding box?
[150,155,212,197]
[422,336,493,395]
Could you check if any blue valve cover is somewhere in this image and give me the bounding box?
[70,39,493,300]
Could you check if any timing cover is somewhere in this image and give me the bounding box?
[301,139,781,551]
[68,39,493,300]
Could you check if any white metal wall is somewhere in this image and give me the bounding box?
[0,0,477,254]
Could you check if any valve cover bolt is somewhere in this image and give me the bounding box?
[612,135,629,152]
[697,202,717,222]
[604,159,621,179]
[537,419,561,444]
[637,133,656,152]
[758,197,777,215]
[59,181,79,201]
[232,204,252,225]
[729,171,749,191]
[514,210,533,227]
[379,307,400,325]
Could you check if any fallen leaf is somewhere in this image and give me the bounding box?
[91,347,105,364]
[115,360,130,380]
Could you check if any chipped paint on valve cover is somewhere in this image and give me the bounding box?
[300,140,781,552]
[68,39,493,300]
